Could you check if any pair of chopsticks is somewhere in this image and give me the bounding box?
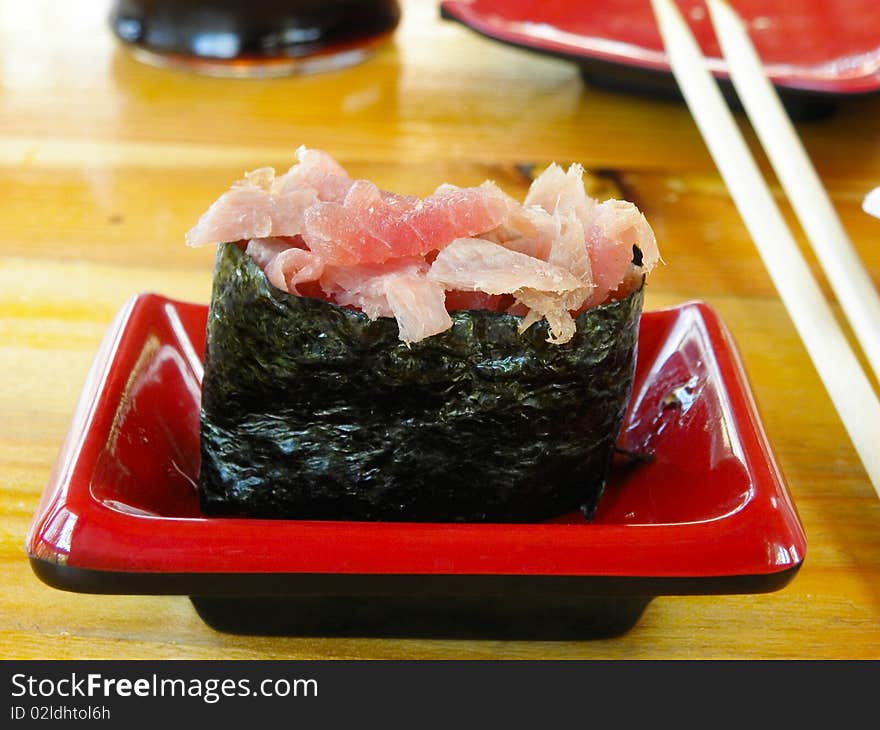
[650,0,880,496]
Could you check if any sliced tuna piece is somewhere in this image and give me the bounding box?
[191,147,661,344]
[547,211,593,293]
[244,237,297,268]
[321,258,451,343]
[427,237,589,343]
[185,147,353,247]
[386,274,453,344]
[186,169,318,247]
[514,288,576,345]
[444,290,508,312]
[303,181,512,266]
[276,145,353,202]
[265,247,325,295]
[583,199,659,308]
[524,162,596,226]
[427,237,583,295]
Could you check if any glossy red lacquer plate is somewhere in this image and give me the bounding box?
[27,292,806,621]
[440,0,880,97]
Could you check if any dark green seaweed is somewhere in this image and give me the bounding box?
[199,242,644,522]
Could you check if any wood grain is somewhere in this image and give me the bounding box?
[1,0,879,659]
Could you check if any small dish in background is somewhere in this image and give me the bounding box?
[440,0,880,119]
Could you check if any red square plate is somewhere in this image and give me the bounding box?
[440,0,880,115]
[26,294,806,636]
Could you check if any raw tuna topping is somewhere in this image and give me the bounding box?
[188,146,660,343]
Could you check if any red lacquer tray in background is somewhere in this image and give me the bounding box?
[440,0,880,99]
[26,294,806,637]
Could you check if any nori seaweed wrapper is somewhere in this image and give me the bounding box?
[199,242,644,522]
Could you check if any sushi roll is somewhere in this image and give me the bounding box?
[189,147,660,522]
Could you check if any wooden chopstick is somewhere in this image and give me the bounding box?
[650,0,880,496]
[706,0,880,386]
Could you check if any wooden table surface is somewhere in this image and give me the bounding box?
[2,0,879,660]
